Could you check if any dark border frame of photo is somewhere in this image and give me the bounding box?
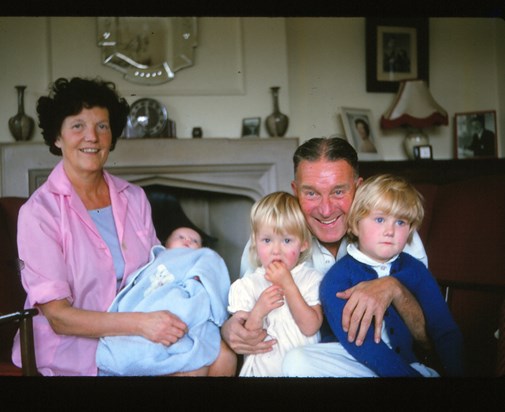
[366,17,429,93]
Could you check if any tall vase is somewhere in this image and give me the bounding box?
[265,86,289,137]
[8,85,35,141]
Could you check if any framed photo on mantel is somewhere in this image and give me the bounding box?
[340,107,383,161]
[454,110,497,159]
[241,117,261,138]
[366,18,429,93]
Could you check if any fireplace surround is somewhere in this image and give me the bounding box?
[0,137,299,279]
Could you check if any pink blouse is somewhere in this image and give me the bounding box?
[12,161,159,376]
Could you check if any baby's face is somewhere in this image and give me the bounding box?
[165,227,202,249]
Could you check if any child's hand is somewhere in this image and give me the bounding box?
[255,284,285,317]
[265,261,294,289]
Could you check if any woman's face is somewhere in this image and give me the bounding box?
[356,122,368,139]
[55,107,112,177]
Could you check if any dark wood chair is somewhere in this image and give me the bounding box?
[0,196,38,376]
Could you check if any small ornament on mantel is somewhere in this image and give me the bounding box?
[192,127,203,138]
[8,85,35,141]
[265,86,289,137]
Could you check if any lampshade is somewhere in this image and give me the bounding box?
[381,79,448,129]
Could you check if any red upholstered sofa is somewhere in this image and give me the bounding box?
[1,159,504,377]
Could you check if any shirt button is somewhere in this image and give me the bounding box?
[395,346,401,354]
[389,328,394,335]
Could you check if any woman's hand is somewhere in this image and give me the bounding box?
[140,310,188,346]
[38,299,188,346]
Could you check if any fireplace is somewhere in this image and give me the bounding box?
[0,138,299,280]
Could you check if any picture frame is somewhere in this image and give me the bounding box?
[454,110,498,159]
[413,145,433,160]
[366,18,429,93]
[340,107,383,161]
[241,117,261,137]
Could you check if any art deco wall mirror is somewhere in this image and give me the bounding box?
[97,17,198,85]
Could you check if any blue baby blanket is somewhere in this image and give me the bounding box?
[96,246,230,376]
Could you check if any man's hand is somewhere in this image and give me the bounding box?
[337,276,428,347]
[336,277,398,346]
[221,311,276,355]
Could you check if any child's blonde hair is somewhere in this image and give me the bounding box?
[249,191,312,269]
[347,174,424,244]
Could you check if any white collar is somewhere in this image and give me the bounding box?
[347,243,399,268]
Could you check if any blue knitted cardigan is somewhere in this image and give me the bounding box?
[320,252,464,377]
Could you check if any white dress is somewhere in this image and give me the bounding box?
[228,262,324,377]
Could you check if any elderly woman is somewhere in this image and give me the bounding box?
[11,77,235,376]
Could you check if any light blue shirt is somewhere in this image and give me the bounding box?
[89,206,125,291]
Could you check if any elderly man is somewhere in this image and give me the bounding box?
[221,137,428,376]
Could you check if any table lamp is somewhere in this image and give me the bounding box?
[380,79,448,159]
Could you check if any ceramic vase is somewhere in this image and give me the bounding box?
[265,86,289,137]
[8,85,35,141]
[404,129,429,160]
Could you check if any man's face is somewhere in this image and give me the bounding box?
[471,120,483,135]
[291,158,361,255]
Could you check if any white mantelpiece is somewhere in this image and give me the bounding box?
[0,138,298,198]
[0,137,299,279]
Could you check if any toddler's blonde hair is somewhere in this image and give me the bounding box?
[347,174,424,244]
[249,191,312,269]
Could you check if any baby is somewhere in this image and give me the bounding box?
[96,225,231,376]
[165,226,203,250]
[142,227,204,298]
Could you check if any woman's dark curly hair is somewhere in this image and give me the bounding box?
[37,77,130,156]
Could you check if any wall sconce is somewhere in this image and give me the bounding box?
[380,79,448,159]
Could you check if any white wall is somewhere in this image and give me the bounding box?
[0,17,289,141]
[1,17,503,160]
[286,17,504,159]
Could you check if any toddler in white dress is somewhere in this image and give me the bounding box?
[228,192,324,377]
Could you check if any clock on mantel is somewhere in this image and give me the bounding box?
[124,98,176,138]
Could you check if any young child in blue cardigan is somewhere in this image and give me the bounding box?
[320,174,464,377]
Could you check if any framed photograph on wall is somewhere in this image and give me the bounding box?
[241,117,261,137]
[454,110,497,159]
[340,107,382,161]
[366,18,429,93]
